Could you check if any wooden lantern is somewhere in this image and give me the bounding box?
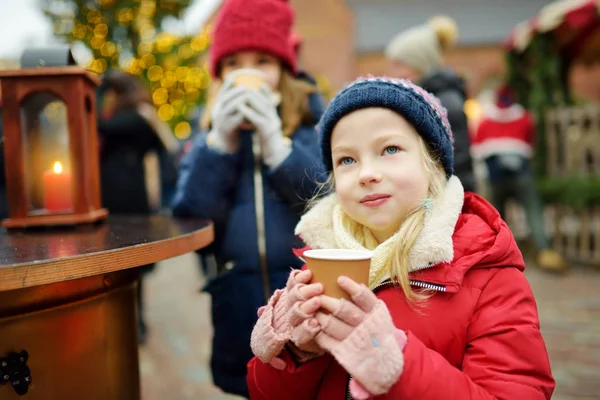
[0,66,108,228]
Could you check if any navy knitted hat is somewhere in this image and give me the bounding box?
[318,76,454,178]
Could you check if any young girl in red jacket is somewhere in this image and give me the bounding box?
[247,77,555,399]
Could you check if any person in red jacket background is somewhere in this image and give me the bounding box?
[472,85,567,274]
[246,77,555,399]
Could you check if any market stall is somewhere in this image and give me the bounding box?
[504,0,600,266]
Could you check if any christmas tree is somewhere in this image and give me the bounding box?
[43,0,212,140]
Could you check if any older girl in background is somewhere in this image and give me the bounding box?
[171,0,324,396]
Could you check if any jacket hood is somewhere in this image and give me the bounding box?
[412,191,525,292]
[420,68,466,99]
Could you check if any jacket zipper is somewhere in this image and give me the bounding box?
[252,133,271,304]
[345,375,353,400]
[372,279,447,293]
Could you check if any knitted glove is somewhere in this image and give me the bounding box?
[250,270,324,370]
[206,72,249,154]
[239,86,291,168]
[315,280,407,398]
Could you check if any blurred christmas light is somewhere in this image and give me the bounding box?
[87,10,101,24]
[191,35,209,52]
[141,53,156,68]
[161,71,177,88]
[91,37,105,50]
[94,24,108,38]
[152,88,169,105]
[100,42,116,57]
[45,0,207,132]
[177,44,194,59]
[73,23,87,39]
[138,41,154,56]
[170,90,184,103]
[174,122,192,140]
[117,8,133,23]
[147,65,164,82]
[158,104,175,121]
[464,99,482,123]
[175,66,189,82]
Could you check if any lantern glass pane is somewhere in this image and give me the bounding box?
[20,92,73,215]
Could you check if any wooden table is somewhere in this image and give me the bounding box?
[0,216,213,399]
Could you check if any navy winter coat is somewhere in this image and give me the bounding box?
[172,120,324,396]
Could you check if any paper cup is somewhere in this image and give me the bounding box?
[232,71,264,129]
[234,73,264,90]
[304,249,372,300]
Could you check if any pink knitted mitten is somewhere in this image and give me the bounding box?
[250,269,323,368]
[319,300,407,396]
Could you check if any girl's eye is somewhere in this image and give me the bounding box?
[383,146,401,155]
[223,59,238,67]
[258,56,275,65]
[339,157,355,166]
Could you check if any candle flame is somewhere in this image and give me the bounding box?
[53,161,63,174]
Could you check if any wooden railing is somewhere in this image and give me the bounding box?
[506,105,600,266]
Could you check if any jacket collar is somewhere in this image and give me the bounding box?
[295,176,464,273]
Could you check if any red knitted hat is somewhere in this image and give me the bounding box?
[209,0,296,77]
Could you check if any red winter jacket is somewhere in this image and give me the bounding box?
[247,193,555,399]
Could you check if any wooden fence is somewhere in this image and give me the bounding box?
[507,105,600,266]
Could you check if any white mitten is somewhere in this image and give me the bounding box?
[240,86,291,168]
[206,74,249,154]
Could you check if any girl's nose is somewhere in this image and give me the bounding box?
[358,163,383,186]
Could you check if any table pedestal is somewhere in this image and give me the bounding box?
[0,269,140,399]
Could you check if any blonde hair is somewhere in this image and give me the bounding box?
[201,69,318,137]
[390,137,446,303]
[311,135,447,303]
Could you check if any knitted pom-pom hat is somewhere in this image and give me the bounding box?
[318,76,455,178]
[209,0,296,77]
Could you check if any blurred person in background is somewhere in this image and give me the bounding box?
[98,70,179,343]
[472,85,567,274]
[385,16,476,193]
[171,0,325,396]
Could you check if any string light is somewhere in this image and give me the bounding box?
[100,42,116,57]
[174,122,192,140]
[158,104,175,121]
[152,88,169,105]
[48,1,212,136]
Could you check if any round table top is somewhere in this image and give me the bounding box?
[0,215,213,291]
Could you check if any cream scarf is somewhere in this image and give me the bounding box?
[295,176,465,289]
[332,204,402,288]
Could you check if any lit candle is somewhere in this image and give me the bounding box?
[43,161,73,213]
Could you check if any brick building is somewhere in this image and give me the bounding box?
[290,0,554,97]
